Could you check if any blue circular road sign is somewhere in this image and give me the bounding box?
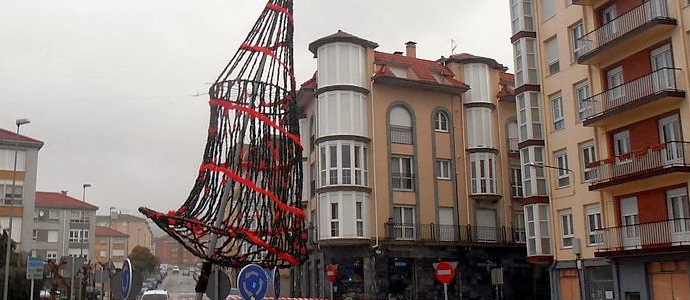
[238,264,268,300]
[121,258,133,299]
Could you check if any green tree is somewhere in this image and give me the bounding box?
[0,231,44,300]
[128,246,158,275]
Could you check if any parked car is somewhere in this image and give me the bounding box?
[171,266,180,274]
[182,268,190,276]
[140,290,170,300]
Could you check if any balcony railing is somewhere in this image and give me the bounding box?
[507,138,519,154]
[597,218,690,253]
[576,0,674,61]
[389,125,413,144]
[384,221,525,245]
[588,141,690,188]
[581,68,683,124]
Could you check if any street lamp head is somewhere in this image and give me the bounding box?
[15,118,30,126]
[83,183,92,189]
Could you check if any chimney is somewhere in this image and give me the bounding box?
[405,41,417,58]
[60,190,68,195]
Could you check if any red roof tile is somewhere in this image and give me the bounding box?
[36,192,99,210]
[301,72,317,89]
[374,51,468,88]
[0,127,44,147]
[95,225,129,238]
[499,72,515,86]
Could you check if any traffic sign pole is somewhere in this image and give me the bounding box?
[30,279,34,300]
[443,283,448,300]
[330,282,334,300]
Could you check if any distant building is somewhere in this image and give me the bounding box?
[94,225,128,268]
[34,191,98,260]
[96,212,153,255]
[0,127,43,252]
[153,235,201,267]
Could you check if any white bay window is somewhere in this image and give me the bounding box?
[470,153,497,194]
[516,91,543,142]
[521,146,547,197]
[317,42,365,87]
[317,91,367,137]
[318,191,370,239]
[466,107,494,148]
[525,203,551,256]
[318,141,369,187]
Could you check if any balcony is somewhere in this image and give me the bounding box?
[581,68,685,127]
[576,0,677,65]
[588,141,690,190]
[571,0,607,6]
[389,125,412,144]
[596,218,690,256]
[384,221,525,245]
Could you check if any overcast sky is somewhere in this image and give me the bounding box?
[0,0,513,221]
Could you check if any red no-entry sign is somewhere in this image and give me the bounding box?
[434,261,456,284]
[326,264,338,283]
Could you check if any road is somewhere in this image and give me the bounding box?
[160,272,212,300]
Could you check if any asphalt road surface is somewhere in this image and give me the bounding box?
[160,272,212,300]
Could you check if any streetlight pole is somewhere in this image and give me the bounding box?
[80,184,91,258]
[3,118,30,300]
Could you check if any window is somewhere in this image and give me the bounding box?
[100,237,108,244]
[525,204,551,255]
[516,92,543,142]
[330,202,339,237]
[310,162,316,196]
[32,230,37,242]
[113,237,125,244]
[570,21,585,59]
[545,37,560,75]
[555,149,570,187]
[510,0,535,34]
[389,106,413,144]
[585,203,602,246]
[99,250,107,258]
[391,156,414,190]
[318,141,369,187]
[0,184,23,205]
[511,168,523,198]
[69,211,89,223]
[521,146,547,197]
[0,149,26,171]
[47,231,59,243]
[560,209,574,248]
[470,153,497,194]
[575,80,592,121]
[613,130,631,164]
[112,249,125,257]
[550,92,564,131]
[318,91,367,137]
[317,42,366,87]
[436,159,451,180]
[69,230,81,243]
[356,202,364,237]
[48,209,59,220]
[466,107,494,148]
[513,38,539,87]
[46,250,57,261]
[393,206,415,239]
[309,116,315,152]
[514,211,526,243]
[580,140,597,181]
[82,230,89,243]
[606,66,625,100]
[541,0,555,20]
[434,111,449,132]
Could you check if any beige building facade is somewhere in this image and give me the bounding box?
[292,30,549,299]
[509,0,690,299]
[96,212,153,259]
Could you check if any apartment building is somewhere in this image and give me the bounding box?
[96,213,153,256]
[509,0,690,299]
[292,30,549,299]
[34,191,98,260]
[153,235,202,267]
[94,225,128,267]
[0,127,43,252]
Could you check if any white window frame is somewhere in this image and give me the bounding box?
[511,168,523,198]
[514,211,526,243]
[46,250,58,260]
[32,230,37,242]
[318,141,369,187]
[580,140,597,182]
[69,229,81,243]
[356,202,364,237]
[434,111,449,132]
[571,21,585,59]
[393,206,416,240]
[436,159,451,180]
[1,184,23,205]
[330,202,339,237]
[470,153,497,194]
[545,37,560,75]
[559,209,574,248]
[48,209,59,221]
[525,203,551,256]
[555,149,570,188]
[585,203,603,246]
[0,149,26,172]
[521,146,547,197]
[516,92,543,142]
[391,156,414,191]
[550,92,564,131]
[575,80,592,121]
[607,66,625,100]
[389,106,413,144]
[510,0,535,35]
